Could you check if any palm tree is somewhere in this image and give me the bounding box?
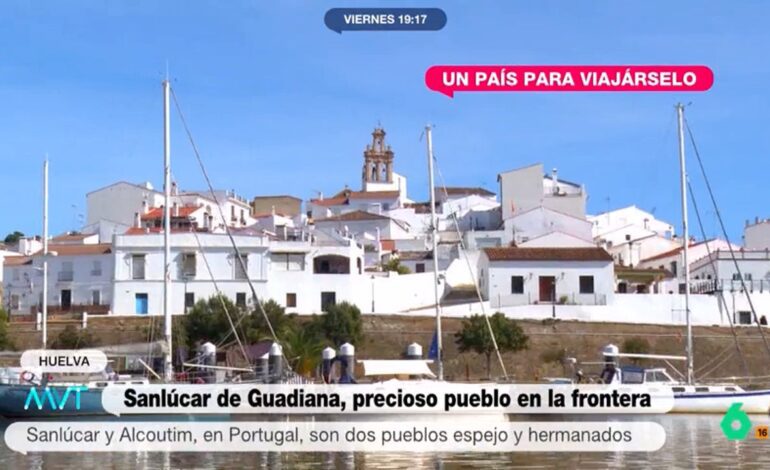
[282,327,325,376]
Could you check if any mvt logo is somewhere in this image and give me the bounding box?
[24,386,88,411]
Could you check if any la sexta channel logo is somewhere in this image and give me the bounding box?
[721,403,758,440]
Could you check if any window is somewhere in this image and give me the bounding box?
[59,261,74,282]
[321,292,336,311]
[670,261,678,277]
[181,253,197,279]
[579,276,595,294]
[91,290,101,306]
[286,293,297,308]
[732,273,741,281]
[745,273,753,281]
[135,293,148,315]
[185,292,195,312]
[132,254,146,280]
[12,269,19,281]
[91,260,102,276]
[511,276,524,294]
[236,292,247,309]
[270,253,305,271]
[10,294,20,309]
[416,263,426,273]
[738,311,752,325]
[234,254,248,279]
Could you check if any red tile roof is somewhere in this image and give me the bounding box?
[640,239,712,262]
[484,247,613,262]
[3,255,32,266]
[310,189,400,206]
[141,206,200,220]
[380,239,395,252]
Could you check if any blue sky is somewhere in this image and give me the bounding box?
[1,1,769,242]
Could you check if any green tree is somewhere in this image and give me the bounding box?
[3,231,24,245]
[182,296,242,350]
[622,337,650,364]
[249,299,292,341]
[455,312,529,378]
[310,301,363,346]
[0,308,13,350]
[382,258,410,275]
[50,325,98,349]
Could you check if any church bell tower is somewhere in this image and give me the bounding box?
[362,127,394,190]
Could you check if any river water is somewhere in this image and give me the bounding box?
[1,414,768,469]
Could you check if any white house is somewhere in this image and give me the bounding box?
[589,205,675,240]
[637,238,740,280]
[3,243,113,316]
[503,206,594,247]
[85,181,256,239]
[498,164,586,221]
[111,232,270,316]
[313,210,412,242]
[309,188,404,220]
[691,249,770,294]
[590,205,679,267]
[478,246,614,308]
[744,218,770,250]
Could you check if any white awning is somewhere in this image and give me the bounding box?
[358,360,436,378]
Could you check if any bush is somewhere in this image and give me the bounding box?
[382,258,410,275]
[0,308,12,350]
[50,325,97,349]
[540,347,567,365]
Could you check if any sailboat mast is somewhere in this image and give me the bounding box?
[162,79,173,382]
[41,159,48,349]
[676,103,694,385]
[425,125,443,381]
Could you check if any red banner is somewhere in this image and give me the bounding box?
[425,65,714,97]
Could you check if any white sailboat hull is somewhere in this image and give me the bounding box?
[672,389,770,414]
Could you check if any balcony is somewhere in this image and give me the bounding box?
[57,271,74,282]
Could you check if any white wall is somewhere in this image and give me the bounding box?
[745,221,770,250]
[3,253,113,315]
[480,258,614,307]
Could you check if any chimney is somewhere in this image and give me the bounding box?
[173,203,179,217]
[171,181,178,196]
[134,212,141,228]
[142,199,149,214]
[552,168,559,194]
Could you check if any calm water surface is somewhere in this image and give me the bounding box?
[1,415,768,469]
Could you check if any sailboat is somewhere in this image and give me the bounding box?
[586,104,770,414]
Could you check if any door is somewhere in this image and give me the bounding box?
[539,276,555,303]
[135,293,149,315]
[61,289,72,310]
[321,292,336,311]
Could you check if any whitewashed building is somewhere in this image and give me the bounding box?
[3,243,113,316]
[478,246,614,308]
[590,205,679,267]
[744,218,770,250]
[85,181,256,240]
[499,164,586,221]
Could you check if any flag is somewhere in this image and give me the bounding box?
[428,330,439,360]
